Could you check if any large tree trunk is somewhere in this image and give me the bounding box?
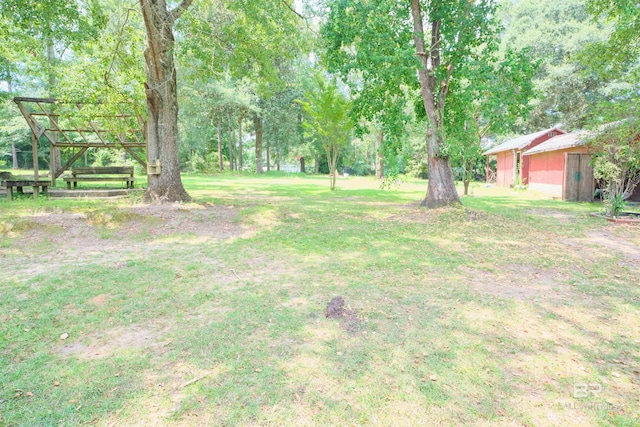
[375,129,384,180]
[300,157,305,173]
[47,40,62,181]
[410,0,461,208]
[254,114,263,173]
[217,116,223,170]
[7,79,18,169]
[140,0,192,202]
[314,153,319,174]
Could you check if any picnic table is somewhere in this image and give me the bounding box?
[2,178,50,200]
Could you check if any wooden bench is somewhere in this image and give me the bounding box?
[64,166,135,189]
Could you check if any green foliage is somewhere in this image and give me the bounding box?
[0,0,107,96]
[323,0,512,200]
[299,75,353,189]
[588,119,640,217]
[189,151,209,173]
[322,1,414,149]
[499,0,611,130]
[585,0,640,74]
[446,47,538,190]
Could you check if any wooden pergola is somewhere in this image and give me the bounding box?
[13,97,147,186]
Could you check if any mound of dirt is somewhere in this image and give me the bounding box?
[325,296,361,334]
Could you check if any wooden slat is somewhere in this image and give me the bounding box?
[35,102,74,145]
[16,101,46,139]
[56,147,88,179]
[122,146,147,169]
[13,96,56,103]
[54,142,145,148]
[71,166,133,175]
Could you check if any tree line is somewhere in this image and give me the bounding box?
[0,0,637,205]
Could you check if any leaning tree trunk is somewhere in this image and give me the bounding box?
[254,114,263,173]
[410,0,461,208]
[140,0,192,202]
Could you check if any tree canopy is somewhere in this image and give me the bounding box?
[0,0,637,206]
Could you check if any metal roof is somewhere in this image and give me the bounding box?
[522,131,592,156]
[483,127,565,155]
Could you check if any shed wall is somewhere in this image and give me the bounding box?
[526,147,592,200]
[493,132,562,187]
[496,151,514,187]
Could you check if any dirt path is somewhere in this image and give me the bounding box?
[1,203,248,283]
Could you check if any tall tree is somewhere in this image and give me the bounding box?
[177,0,308,174]
[324,0,500,207]
[299,76,352,190]
[139,0,193,202]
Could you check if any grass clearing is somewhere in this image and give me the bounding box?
[1,173,639,426]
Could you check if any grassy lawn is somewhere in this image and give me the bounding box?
[1,173,639,426]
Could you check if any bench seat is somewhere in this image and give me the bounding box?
[63,166,135,189]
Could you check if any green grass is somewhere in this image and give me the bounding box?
[1,173,639,426]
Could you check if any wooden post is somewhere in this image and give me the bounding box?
[32,132,39,182]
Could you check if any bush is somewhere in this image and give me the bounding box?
[588,119,640,217]
[189,152,208,173]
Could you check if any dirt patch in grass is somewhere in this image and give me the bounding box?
[0,203,249,282]
[582,230,640,260]
[463,264,575,303]
[567,229,640,272]
[59,324,171,360]
[527,209,578,223]
[387,206,491,223]
[87,293,109,306]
